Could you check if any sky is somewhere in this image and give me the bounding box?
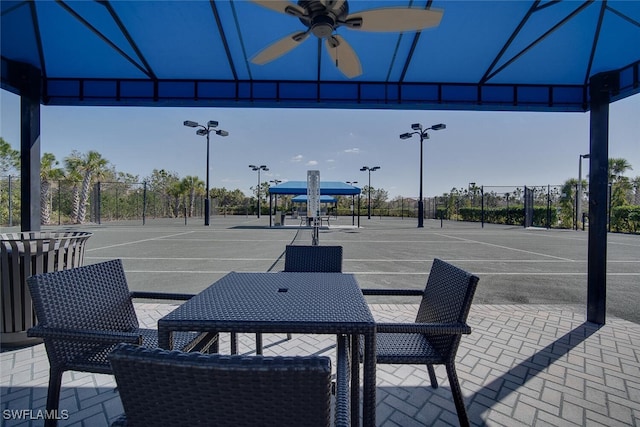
[1,89,638,199]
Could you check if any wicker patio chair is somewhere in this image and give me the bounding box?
[26,259,218,427]
[108,342,349,427]
[271,244,342,344]
[284,245,343,272]
[361,258,480,427]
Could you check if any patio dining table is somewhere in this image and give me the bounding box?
[157,271,376,427]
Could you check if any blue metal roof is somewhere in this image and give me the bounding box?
[270,181,361,195]
[2,0,639,111]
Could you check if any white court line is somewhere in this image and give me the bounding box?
[434,232,575,261]
[85,231,195,252]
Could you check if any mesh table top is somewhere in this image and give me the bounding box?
[159,272,375,335]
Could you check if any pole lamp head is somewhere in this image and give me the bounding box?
[196,129,208,136]
[216,130,229,137]
[183,120,198,127]
[399,132,412,140]
[249,165,258,170]
[431,123,446,131]
[371,166,381,171]
[581,153,590,159]
[360,167,368,171]
[207,120,219,128]
[411,123,422,131]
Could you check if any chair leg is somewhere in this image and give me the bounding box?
[427,364,439,388]
[446,362,470,427]
[44,367,64,427]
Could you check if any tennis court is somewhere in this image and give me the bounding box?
[70,215,640,324]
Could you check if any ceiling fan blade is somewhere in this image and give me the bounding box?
[325,35,362,79]
[251,31,310,65]
[344,8,444,32]
[250,0,306,18]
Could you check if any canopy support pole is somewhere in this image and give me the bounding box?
[12,61,42,232]
[587,72,618,325]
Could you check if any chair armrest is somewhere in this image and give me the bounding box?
[360,288,424,297]
[27,326,142,345]
[130,291,195,301]
[376,322,471,335]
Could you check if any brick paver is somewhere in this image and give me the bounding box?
[2,303,639,426]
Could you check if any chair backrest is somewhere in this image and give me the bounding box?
[415,259,479,356]
[284,245,343,272]
[109,343,333,427]
[27,259,138,332]
[416,258,479,325]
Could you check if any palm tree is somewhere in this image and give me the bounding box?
[609,158,632,182]
[609,158,633,208]
[64,153,84,223]
[65,151,110,224]
[167,180,184,218]
[181,176,204,217]
[40,153,65,225]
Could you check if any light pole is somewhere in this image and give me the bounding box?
[577,153,590,230]
[346,181,358,225]
[360,167,380,219]
[249,165,269,218]
[400,122,446,228]
[183,120,229,226]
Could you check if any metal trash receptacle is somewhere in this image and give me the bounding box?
[1,231,93,347]
[280,213,285,226]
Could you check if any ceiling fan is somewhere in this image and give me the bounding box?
[250,0,444,78]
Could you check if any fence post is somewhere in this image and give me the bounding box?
[94,181,101,225]
[142,181,147,225]
[481,186,484,228]
[8,175,13,227]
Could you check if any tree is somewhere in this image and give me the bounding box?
[40,153,65,225]
[0,137,20,175]
[632,176,640,206]
[609,158,633,208]
[146,169,180,218]
[181,175,204,217]
[65,150,110,224]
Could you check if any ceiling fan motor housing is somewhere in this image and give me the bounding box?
[298,0,350,38]
[311,15,335,38]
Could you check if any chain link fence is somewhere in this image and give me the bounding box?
[2,176,638,233]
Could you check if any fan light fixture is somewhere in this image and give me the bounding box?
[250,0,443,79]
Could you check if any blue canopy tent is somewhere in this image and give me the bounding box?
[269,181,361,196]
[269,181,360,226]
[3,0,640,325]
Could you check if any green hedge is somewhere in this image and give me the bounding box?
[610,205,640,233]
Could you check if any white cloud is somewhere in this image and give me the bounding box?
[344,148,360,154]
[327,159,335,163]
[306,160,318,166]
[291,154,303,162]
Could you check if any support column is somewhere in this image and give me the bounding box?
[16,63,42,232]
[587,72,618,325]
